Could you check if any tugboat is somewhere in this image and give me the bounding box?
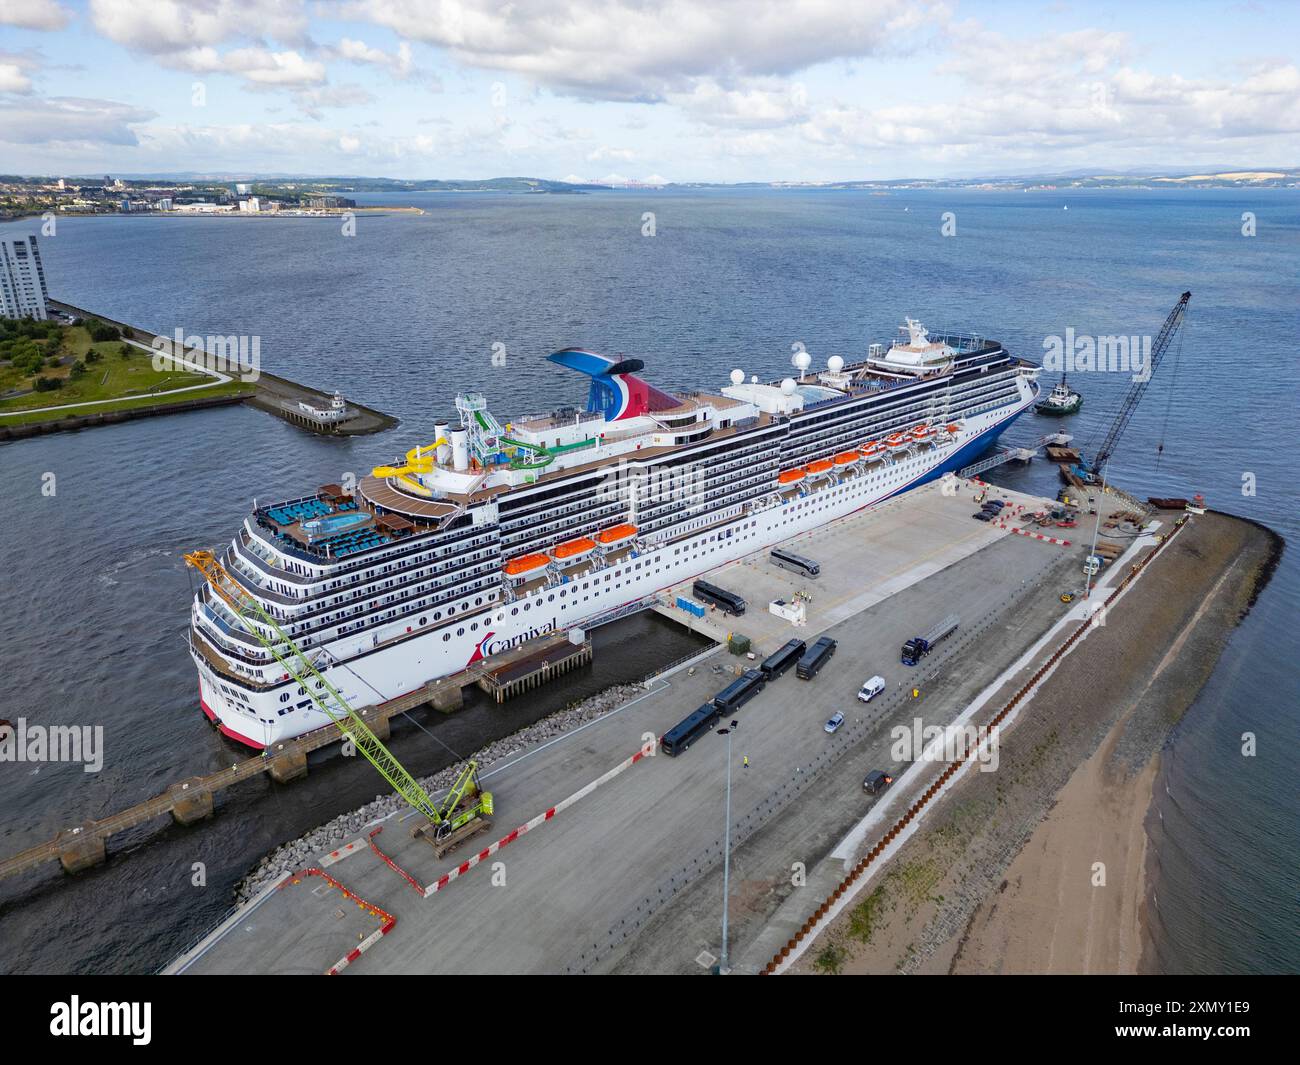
[1035,373,1082,416]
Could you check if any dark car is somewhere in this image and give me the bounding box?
[972,511,993,521]
[863,770,894,795]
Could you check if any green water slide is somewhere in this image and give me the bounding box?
[499,434,598,471]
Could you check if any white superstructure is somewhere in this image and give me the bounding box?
[191,323,1041,748]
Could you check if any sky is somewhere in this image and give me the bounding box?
[1,0,1298,183]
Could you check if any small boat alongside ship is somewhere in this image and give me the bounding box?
[1035,373,1082,416]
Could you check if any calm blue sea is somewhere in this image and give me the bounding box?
[0,187,1296,973]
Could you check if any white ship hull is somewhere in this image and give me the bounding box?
[194,396,1032,748]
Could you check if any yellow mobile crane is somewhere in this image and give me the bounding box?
[185,550,492,854]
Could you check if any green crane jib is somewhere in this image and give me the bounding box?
[185,549,442,822]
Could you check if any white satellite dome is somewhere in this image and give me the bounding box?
[792,350,812,372]
[780,377,797,395]
[751,374,759,384]
[729,368,745,385]
[828,355,845,373]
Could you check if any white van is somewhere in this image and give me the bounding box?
[857,675,886,703]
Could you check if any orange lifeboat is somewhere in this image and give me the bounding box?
[911,424,930,440]
[597,523,638,545]
[504,553,549,577]
[885,433,908,451]
[808,458,834,474]
[834,450,859,465]
[946,423,960,433]
[777,467,807,485]
[552,536,597,561]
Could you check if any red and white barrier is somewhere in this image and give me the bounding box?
[328,918,396,975]
[424,742,653,898]
[278,867,397,975]
[998,522,1071,546]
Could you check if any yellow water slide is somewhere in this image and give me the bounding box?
[371,439,448,479]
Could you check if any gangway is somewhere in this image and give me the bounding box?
[958,432,1074,479]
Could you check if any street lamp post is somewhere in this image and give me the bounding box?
[1085,468,1107,600]
[717,719,738,974]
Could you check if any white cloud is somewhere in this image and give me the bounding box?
[291,83,377,120]
[87,0,321,90]
[0,95,154,145]
[0,0,72,31]
[88,0,308,51]
[352,0,930,101]
[586,145,634,162]
[674,81,811,129]
[0,52,40,93]
[331,37,415,78]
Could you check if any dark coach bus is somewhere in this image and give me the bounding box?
[661,703,721,756]
[692,579,747,616]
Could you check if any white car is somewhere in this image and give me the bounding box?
[857,675,886,703]
[824,712,845,734]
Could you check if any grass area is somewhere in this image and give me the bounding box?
[0,321,250,425]
[846,884,889,944]
[0,380,254,426]
[811,939,848,975]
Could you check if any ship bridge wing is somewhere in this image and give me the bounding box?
[547,348,678,421]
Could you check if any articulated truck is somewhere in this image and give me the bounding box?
[901,614,959,666]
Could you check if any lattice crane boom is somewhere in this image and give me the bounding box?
[184,549,441,823]
[1086,290,1191,477]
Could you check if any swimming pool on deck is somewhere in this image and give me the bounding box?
[302,511,371,537]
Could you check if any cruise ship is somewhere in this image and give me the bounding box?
[191,320,1041,748]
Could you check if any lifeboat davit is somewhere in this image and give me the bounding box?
[834,450,859,466]
[504,553,549,577]
[808,458,834,474]
[597,523,638,545]
[778,467,807,485]
[552,536,597,563]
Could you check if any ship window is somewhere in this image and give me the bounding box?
[420,616,427,625]
[511,608,519,615]
[456,627,464,636]
[443,634,450,641]
[279,693,290,703]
